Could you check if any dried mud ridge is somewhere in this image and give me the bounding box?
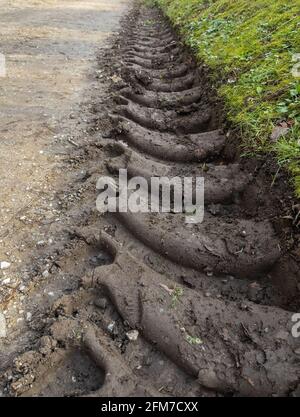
[4,4,300,397]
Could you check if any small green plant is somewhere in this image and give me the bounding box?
[276,82,300,122]
[144,19,154,25]
[170,285,183,308]
[186,334,203,345]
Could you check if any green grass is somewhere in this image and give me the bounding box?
[152,0,300,196]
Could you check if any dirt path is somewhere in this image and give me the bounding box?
[0,0,127,372]
[0,1,299,397]
[0,0,127,262]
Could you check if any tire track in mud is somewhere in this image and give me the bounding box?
[4,3,300,397]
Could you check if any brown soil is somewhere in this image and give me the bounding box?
[0,1,299,397]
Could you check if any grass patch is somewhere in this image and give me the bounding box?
[152,0,300,196]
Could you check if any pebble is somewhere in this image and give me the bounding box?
[42,270,50,278]
[107,322,115,333]
[126,330,139,341]
[2,278,11,285]
[0,261,11,270]
[94,298,107,310]
[26,312,32,322]
[270,125,289,142]
[0,312,7,338]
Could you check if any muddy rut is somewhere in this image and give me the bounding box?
[3,3,300,397]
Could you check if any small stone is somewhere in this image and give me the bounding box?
[249,281,261,289]
[39,336,57,355]
[126,330,139,342]
[42,270,50,278]
[107,322,115,333]
[94,298,107,310]
[0,261,11,270]
[0,312,6,338]
[2,278,11,285]
[26,312,32,322]
[294,348,300,356]
[270,125,289,142]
